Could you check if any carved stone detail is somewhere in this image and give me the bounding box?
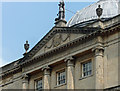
[53,34,61,47]
[42,65,51,75]
[22,74,29,84]
[64,56,74,66]
[92,45,104,57]
[22,74,29,89]
[61,33,70,42]
[45,33,70,51]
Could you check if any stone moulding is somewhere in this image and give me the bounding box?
[22,27,98,61]
[1,23,120,78]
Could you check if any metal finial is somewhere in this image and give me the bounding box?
[24,40,29,53]
[96,5,103,18]
[55,0,65,21]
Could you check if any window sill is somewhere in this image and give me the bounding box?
[79,74,93,80]
[54,83,66,88]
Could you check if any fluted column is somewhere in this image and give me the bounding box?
[65,56,75,89]
[42,66,51,89]
[93,45,104,89]
[22,74,29,89]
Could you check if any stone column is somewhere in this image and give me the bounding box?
[42,66,51,89]
[93,45,104,89]
[22,74,29,89]
[65,56,75,89]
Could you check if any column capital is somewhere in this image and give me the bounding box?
[42,65,51,70]
[92,45,104,52]
[92,45,104,57]
[64,56,74,62]
[42,65,51,75]
[22,74,29,80]
[64,56,75,67]
[22,74,29,89]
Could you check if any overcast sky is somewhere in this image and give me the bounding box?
[1,1,99,67]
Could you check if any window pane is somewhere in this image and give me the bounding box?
[36,78,42,91]
[82,61,92,77]
[57,70,66,85]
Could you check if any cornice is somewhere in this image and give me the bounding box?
[21,27,98,63]
[1,23,120,77]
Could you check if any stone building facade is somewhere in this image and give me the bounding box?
[0,0,120,90]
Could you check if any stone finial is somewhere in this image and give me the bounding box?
[96,5,103,19]
[24,40,29,53]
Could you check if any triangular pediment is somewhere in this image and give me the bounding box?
[33,32,85,58]
[22,27,97,61]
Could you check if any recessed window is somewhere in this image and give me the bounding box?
[35,78,42,91]
[82,60,92,77]
[56,69,66,86]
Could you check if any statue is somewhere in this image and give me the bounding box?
[55,0,65,21]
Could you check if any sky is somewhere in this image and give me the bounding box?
[1,0,99,67]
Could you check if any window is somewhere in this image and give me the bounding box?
[35,78,42,91]
[82,60,92,77]
[56,70,66,86]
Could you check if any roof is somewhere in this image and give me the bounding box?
[67,0,120,27]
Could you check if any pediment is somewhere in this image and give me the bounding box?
[33,32,84,58]
[22,27,97,61]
